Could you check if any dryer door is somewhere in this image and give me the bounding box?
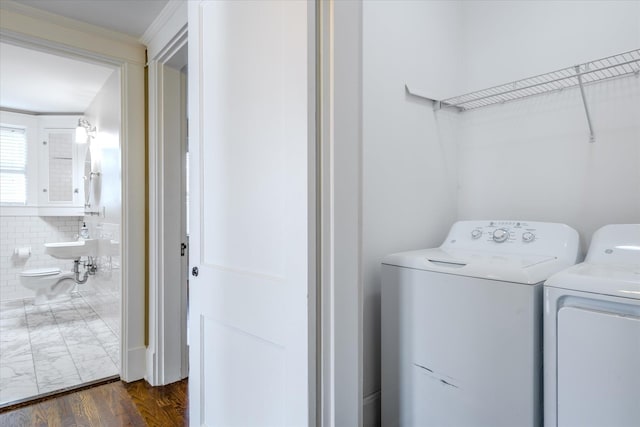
[557,305,640,427]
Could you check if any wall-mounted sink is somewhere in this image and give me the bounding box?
[44,239,98,259]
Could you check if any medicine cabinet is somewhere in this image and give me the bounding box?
[38,116,85,215]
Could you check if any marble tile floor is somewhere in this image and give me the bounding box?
[81,275,120,337]
[0,293,119,406]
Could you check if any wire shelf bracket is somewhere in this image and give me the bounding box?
[405,84,463,112]
[407,49,640,143]
[575,65,596,143]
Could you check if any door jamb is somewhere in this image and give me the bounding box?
[146,25,189,386]
[319,1,364,425]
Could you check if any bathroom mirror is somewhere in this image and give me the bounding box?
[83,147,102,211]
[83,149,92,206]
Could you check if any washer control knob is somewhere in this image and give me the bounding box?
[471,229,482,239]
[522,232,535,243]
[492,228,509,243]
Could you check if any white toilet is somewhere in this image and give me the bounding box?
[19,267,76,305]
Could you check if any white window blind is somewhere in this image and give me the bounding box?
[0,126,27,204]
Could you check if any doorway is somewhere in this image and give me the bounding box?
[0,9,148,396]
[0,41,122,407]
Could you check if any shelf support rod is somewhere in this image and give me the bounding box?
[575,65,595,143]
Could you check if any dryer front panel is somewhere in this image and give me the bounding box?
[557,305,640,427]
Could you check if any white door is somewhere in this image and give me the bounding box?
[188,1,314,426]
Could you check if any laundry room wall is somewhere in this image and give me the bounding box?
[459,1,640,94]
[456,1,640,251]
[362,1,462,424]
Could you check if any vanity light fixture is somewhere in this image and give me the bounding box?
[75,118,96,144]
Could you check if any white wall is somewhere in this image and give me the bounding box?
[458,1,640,251]
[85,70,121,224]
[362,1,462,425]
[458,77,640,251]
[459,0,640,95]
[83,69,122,335]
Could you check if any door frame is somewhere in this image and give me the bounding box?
[144,0,189,386]
[145,20,189,385]
[0,5,147,382]
[318,0,364,425]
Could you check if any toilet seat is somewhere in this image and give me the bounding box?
[20,267,62,277]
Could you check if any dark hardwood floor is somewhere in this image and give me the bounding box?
[0,378,188,426]
[123,378,188,426]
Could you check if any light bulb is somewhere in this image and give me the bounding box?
[76,125,88,144]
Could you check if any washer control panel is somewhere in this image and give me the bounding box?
[492,228,510,243]
[445,220,580,261]
[467,221,538,245]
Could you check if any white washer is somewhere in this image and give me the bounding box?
[381,220,580,427]
[544,224,640,427]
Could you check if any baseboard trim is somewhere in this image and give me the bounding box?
[123,346,147,382]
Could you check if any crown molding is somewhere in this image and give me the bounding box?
[0,4,145,65]
[0,107,83,116]
[140,0,185,47]
[0,0,143,47]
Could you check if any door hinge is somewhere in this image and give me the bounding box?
[181,242,187,256]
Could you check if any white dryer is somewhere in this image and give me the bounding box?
[381,220,580,427]
[544,224,640,427]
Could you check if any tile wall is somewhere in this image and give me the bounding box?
[0,216,81,302]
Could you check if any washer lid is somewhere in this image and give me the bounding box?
[382,248,569,285]
[20,267,62,277]
[545,262,640,300]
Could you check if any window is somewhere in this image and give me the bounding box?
[0,126,27,204]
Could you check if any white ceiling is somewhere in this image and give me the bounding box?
[0,0,168,113]
[0,42,116,113]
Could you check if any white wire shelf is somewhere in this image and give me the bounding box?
[405,49,640,142]
[439,49,640,111]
